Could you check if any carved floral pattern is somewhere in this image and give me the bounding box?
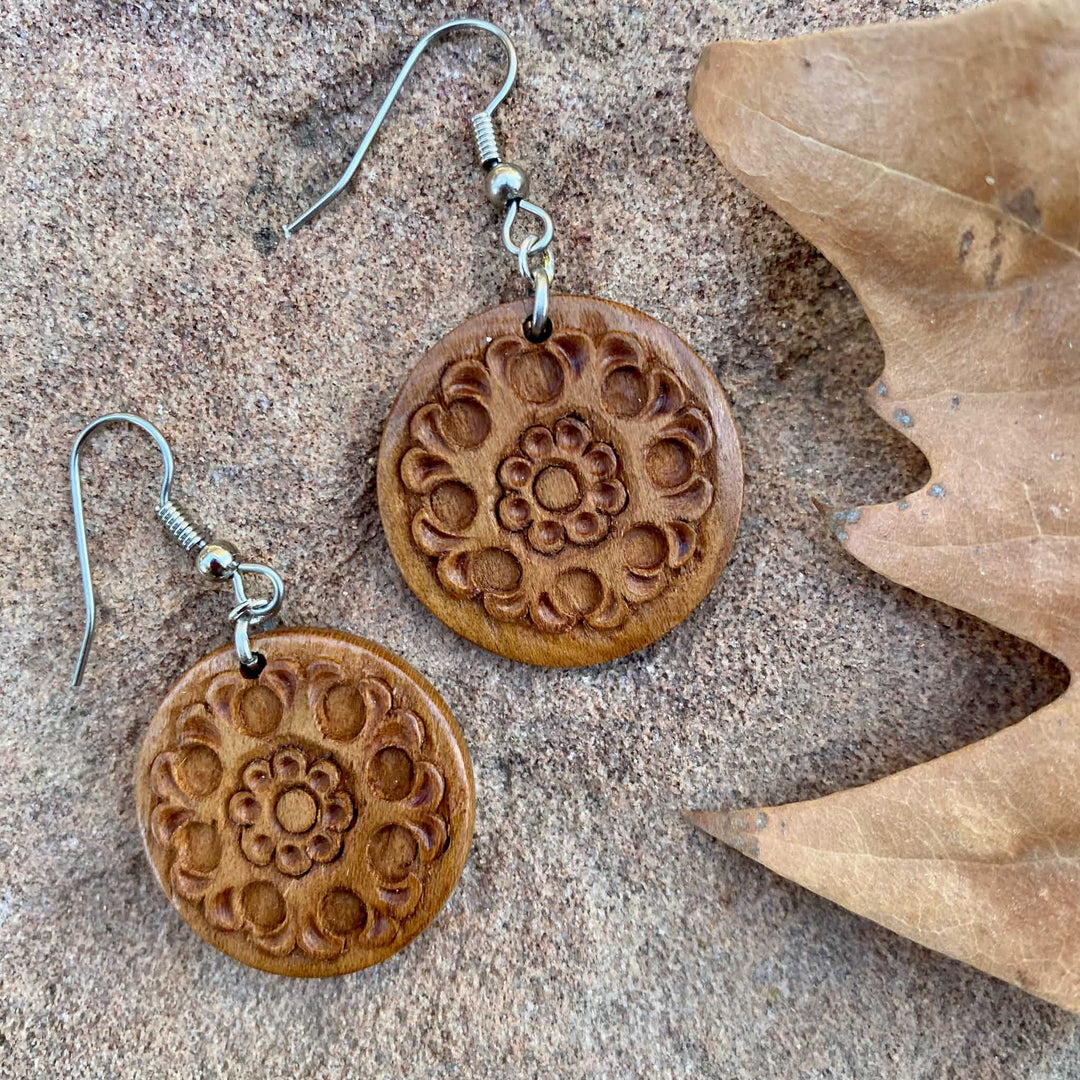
[147,658,452,963]
[496,417,628,555]
[399,328,717,634]
[228,748,354,878]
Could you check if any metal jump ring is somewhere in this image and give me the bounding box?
[517,234,538,280]
[232,614,258,669]
[528,265,551,338]
[228,563,282,675]
[517,234,556,285]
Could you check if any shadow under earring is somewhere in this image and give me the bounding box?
[285,19,743,668]
[71,415,474,976]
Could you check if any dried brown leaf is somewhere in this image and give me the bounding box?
[688,0,1080,1010]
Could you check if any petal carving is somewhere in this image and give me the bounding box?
[412,512,465,557]
[441,357,490,401]
[484,592,530,622]
[663,476,714,521]
[660,407,714,455]
[170,864,213,901]
[406,762,446,812]
[665,521,698,568]
[376,877,422,919]
[623,570,670,604]
[587,590,629,631]
[151,801,191,847]
[177,705,219,749]
[252,922,296,957]
[549,330,591,376]
[531,594,574,634]
[437,550,475,598]
[409,403,452,454]
[407,814,449,860]
[400,449,453,495]
[364,911,399,947]
[298,915,344,960]
[596,331,645,372]
[205,888,243,932]
[644,368,686,418]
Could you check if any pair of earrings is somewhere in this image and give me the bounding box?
[71,19,743,977]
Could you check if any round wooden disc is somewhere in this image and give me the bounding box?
[135,627,474,976]
[378,295,744,667]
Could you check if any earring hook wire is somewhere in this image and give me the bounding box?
[69,413,176,687]
[283,17,517,236]
[69,413,286,687]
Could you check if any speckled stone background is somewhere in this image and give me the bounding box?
[3,0,1078,1076]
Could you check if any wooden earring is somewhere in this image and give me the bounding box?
[284,19,743,668]
[71,414,474,976]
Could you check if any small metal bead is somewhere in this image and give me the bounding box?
[485,162,530,209]
[196,542,239,579]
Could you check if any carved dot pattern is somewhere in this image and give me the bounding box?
[137,628,474,977]
[379,295,744,667]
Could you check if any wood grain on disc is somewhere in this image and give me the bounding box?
[378,295,744,667]
[135,627,474,976]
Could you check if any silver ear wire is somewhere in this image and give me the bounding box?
[284,18,517,235]
[69,413,283,686]
[282,18,555,338]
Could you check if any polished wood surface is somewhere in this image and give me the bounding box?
[378,295,744,666]
[135,627,474,976]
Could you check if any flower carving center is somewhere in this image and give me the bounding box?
[533,465,581,512]
[275,788,318,834]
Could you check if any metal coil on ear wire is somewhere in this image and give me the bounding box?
[471,112,500,167]
[156,500,208,553]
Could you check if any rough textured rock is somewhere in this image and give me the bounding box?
[2,0,1078,1076]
